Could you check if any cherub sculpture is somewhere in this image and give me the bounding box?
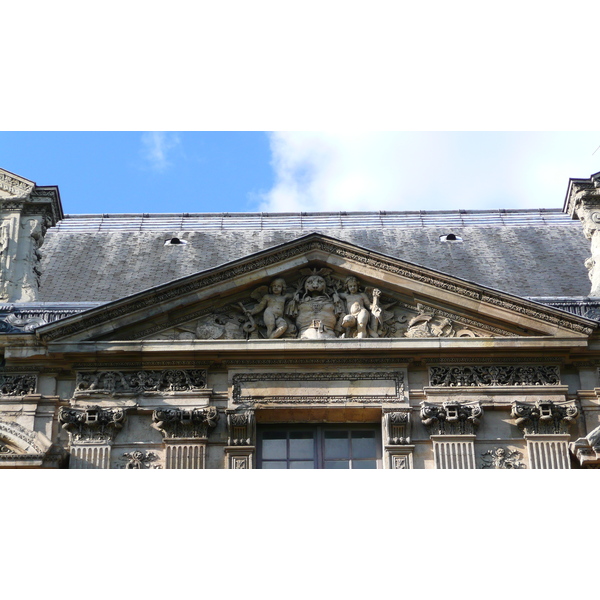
[337,276,383,338]
[244,277,294,339]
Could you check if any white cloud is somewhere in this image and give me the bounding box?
[140,132,181,171]
[260,132,600,212]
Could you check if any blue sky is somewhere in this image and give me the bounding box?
[1,132,599,215]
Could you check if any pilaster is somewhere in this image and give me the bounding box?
[225,409,255,469]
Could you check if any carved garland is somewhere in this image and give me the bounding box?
[39,239,595,341]
[429,365,560,387]
[232,371,405,404]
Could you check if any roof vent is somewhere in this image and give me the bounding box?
[164,237,188,245]
[439,234,463,243]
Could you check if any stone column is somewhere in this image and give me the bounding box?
[511,399,578,469]
[152,406,219,469]
[58,405,126,469]
[420,400,482,470]
[564,171,600,296]
[0,169,63,302]
[382,409,414,469]
[224,410,255,469]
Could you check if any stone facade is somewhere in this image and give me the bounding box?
[2,167,600,469]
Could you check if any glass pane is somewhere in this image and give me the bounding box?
[289,460,315,469]
[351,430,377,459]
[289,432,314,459]
[324,461,350,469]
[262,433,287,460]
[261,461,288,469]
[351,460,377,469]
[324,430,349,459]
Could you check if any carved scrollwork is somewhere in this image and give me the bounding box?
[511,400,578,435]
[75,369,207,396]
[152,406,219,439]
[0,374,36,396]
[420,401,482,436]
[58,405,126,443]
[429,365,560,387]
[480,447,525,469]
[0,443,16,455]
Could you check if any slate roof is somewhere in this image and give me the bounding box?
[38,209,591,302]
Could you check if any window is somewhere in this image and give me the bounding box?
[257,425,381,469]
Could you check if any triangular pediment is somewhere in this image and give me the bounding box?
[37,233,596,344]
[0,168,35,199]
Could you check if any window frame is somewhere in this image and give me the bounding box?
[257,423,382,469]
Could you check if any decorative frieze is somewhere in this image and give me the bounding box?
[0,419,45,453]
[511,400,578,435]
[420,401,482,436]
[75,369,207,396]
[58,405,126,443]
[0,374,36,396]
[429,365,560,387]
[480,447,525,469]
[151,406,219,439]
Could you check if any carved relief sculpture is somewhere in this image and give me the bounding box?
[58,406,126,443]
[287,269,342,339]
[420,401,483,435]
[480,447,525,469]
[0,374,36,396]
[511,400,578,435]
[152,406,219,439]
[338,276,383,338]
[120,451,161,469]
[429,365,560,387]
[75,369,207,396]
[243,278,295,339]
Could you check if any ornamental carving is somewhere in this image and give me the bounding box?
[151,406,219,439]
[420,401,483,435]
[136,272,501,342]
[510,400,578,435]
[0,374,36,396]
[429,365,560,387]
[120,451,161,469]
[75,369,207,396]
[570,424,600,468]
[480,447,525,469]
[0,443,16,455]
[226,410,255,446]
[383,411,411,445]
[58,406,126,443]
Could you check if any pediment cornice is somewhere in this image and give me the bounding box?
[36,234,597,342]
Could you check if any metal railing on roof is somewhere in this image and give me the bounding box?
[50,209,577,233]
